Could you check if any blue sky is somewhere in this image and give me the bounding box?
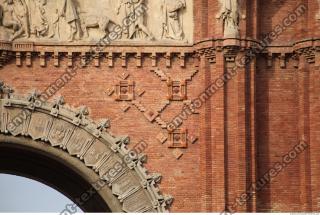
[0,174,82,212]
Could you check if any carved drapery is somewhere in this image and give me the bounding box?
[0,0,193,43]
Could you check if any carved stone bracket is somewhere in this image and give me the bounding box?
[198,47,216,63]
[0,51,10,68]
[296,47,316,64]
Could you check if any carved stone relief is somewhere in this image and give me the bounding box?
[216,0,240,38]
[161,0,187,41]
[0,0,193,43]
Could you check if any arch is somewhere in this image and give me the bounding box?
[0,82,172,213]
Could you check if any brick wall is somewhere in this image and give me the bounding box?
[0,0,319,212]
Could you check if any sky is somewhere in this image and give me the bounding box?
[0,174,82,213]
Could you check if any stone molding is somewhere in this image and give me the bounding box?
[0,38,319,68]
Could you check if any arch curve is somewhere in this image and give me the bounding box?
[0,82,172,213]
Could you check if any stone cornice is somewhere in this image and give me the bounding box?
[0,38,319,68]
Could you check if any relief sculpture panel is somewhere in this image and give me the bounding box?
[0,0,193,43]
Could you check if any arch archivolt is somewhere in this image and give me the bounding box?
[0,83,172,213]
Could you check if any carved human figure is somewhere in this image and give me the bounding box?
[0,0,20,32]
[117,0,153,40]
[27,0,48,37]
[48,8,60,39]
[58,0,80,41]
[0,0,29,40]
[216,0,240,38]
[161,0,186,41]
[12,0,30,40]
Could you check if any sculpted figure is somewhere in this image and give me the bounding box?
[1,0,29,40]
[48,8,60,39]
[58,0,80,41]
[117,0,153,40]
[12,0,30,40]
[216,0,240,38]
[0,0,20,32]
[28,0,48,37]
[80,14,115,39]
[161,0,186,41]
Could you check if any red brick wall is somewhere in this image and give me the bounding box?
[0,0,319,212]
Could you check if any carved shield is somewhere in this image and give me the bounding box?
[84,139,111,167]
[122,189,154,212]
[3,108,26,136]
[66,128,94,156]
[112,171,141,197]
[28,112,52,140]
[48,119,75,147]
[98,154,124,180]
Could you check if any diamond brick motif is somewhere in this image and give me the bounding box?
[119,71,130,80]
[106,87,115,96]
[156,132,168,144]
[188,135,198,144]
[168,129,187,148]
[136,88,145,97]
[121,103,131,112]
[172,148,183,160]
[144,109,159,122]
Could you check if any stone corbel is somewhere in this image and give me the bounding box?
[224,46,239,64]
[67,52,73,67]
[203,47,216,64]
[297,47,315,64]
[0,51,8,68]
[180,52,186,67]
[121,52,127,67]
[81,52,87,67]
[165,52,171,68]
[291,54,299,68]
[26,52,32,67]
[151,52,157,67]
[16,52,22,66]
[94,52,100,67]
[108,52,114,67]
[136,52,142,67]
[279,53,286,69]
[54,52,60,67]
[267,53,273,68]
[39,52,46,67]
